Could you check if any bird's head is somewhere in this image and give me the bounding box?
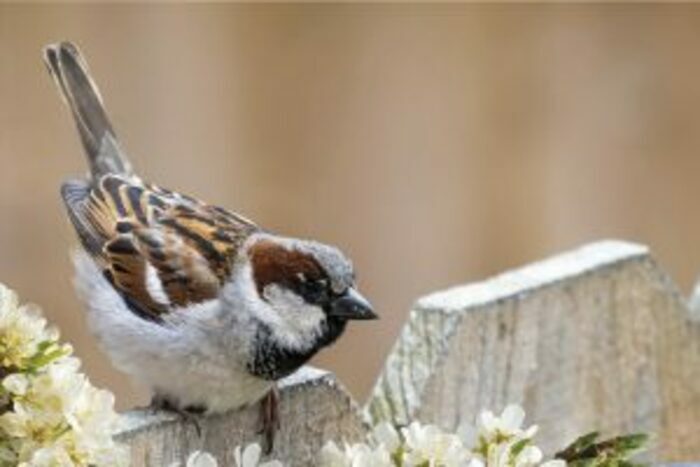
[242,235,376,350]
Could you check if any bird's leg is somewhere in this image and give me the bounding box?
[150,394,204,437]
[258,386,281,454]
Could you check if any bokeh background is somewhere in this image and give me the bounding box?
[3,4,700,410]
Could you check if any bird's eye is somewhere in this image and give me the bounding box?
[300,278,329,304]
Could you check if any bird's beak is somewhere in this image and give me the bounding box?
[329,288,378,320]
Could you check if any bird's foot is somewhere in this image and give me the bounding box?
[257,387,281,454]
[150,394,205,437]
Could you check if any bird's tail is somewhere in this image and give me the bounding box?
[43,41,133,179]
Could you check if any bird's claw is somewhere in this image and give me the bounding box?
[150,395,204,438]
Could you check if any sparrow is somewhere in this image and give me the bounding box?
[43,42,377,449]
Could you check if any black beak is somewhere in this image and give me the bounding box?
[328,288,377,320]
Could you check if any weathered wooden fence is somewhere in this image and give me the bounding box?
[116,240,700,466]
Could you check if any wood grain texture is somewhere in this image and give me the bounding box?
[366,240,700,461]
[116,367,367,466]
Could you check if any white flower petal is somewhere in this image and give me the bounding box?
[242,443,262,467]
[500,405,525,431]
[372,422,400,452]
[320,441,350,467]
[234,446,244,466]
[479,410,498,433]
[2,373,28,395]
[518,446,543,466]
[260,461,284,467]
[523,425,539,439]
[457,423,478,447]
[186,451,218,467]
[540,460,567,467]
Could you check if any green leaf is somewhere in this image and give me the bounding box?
[391,446,404,467]
[24,344,70,372]
[556,432,649,467]
[509,438,532,460]
[556,432,600,461]
[567,459,598,467]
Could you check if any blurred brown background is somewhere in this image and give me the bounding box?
[2,4,700,410]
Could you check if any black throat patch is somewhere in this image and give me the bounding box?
[247,317,347,381]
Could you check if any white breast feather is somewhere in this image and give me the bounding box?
[71,250,272,412]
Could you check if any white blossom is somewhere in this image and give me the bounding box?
[0,284,129,466]
[318,404,568,467]
[234,443,284,467]
[478,405,538,443]
[402,421,471,467]
[483,440,545,467]
[516,446,544,467]
[319,442,349,467]
[371,422,401,452]
[457,404,553,467]
[540,460,567,467]
[0,285,62,370]
[168,450,219,467]
[2,373,28,395]
[18,443,74,466]
[186,450,219,467]
[320,441,393,467]
[345,443,393,467]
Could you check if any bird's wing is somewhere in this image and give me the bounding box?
[62,174,259,321]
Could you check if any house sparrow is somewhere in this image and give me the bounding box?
[43,42,377,448]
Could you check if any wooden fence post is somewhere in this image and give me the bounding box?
[115,367,367,466]
[366,240,700,461]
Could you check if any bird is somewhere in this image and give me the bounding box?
[43,41,377,450]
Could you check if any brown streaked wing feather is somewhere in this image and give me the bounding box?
[103,234,168,316]
[132,225,220,307]
[61,180,105,257]
[62,174,259,319]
